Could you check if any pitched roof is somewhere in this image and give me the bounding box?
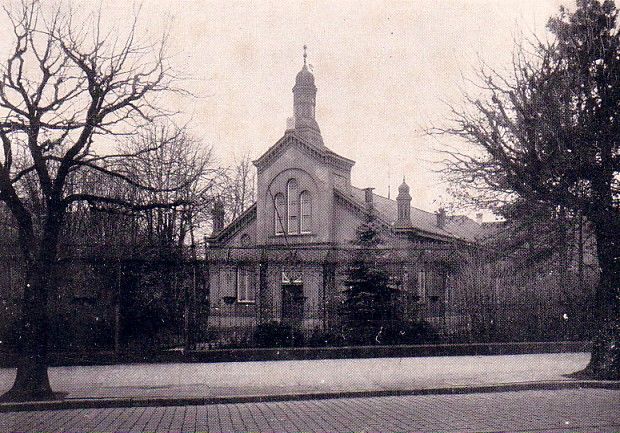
[210,186,482,246]
[343,186,482,242]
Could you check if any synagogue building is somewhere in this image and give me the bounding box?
[205,50,483,339]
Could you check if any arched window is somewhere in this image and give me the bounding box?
[274,193,285,235]
[287,179,299,234]
[300,190,312,233]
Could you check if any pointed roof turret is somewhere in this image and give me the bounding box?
[395,177,412,228]
[291,45,323,146]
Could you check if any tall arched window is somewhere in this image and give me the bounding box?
[274,193,285,235]
[287,179,299,234]
[300,190,312,233]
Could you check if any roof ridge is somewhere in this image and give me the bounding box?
[343,185,480,241]
[335,187,458,240]
[349,184,436,217]
[333,187,391,226]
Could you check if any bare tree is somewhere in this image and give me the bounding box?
[0,1,188,401]
[436,0,619,378]
[220,153,255,224]
[116,123,219,351]
[118,123,219,249]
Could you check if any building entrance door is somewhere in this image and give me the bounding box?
[281,284,304,328]
[427,267,448,318]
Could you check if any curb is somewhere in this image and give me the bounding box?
[1,380,618,413]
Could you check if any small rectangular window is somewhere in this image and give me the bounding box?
[220,267,236,297]
[236,266,255,303]
[417,270,427,301]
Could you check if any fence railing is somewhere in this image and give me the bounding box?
[0,243,598,352]
[0,296,595,353]
[194,298,595,349]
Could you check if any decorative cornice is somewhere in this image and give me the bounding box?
[253,132,354,175]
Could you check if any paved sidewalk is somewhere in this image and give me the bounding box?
[0,352,607,405]
[2,388,619,432]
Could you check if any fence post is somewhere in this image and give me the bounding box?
[259,259,269,324]
[322,262,335,331]
[114,259,121,354]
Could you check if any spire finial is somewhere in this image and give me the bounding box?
[303,44,307,66]
[402,175,406,183]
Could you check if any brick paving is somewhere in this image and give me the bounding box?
[1,388,618,433]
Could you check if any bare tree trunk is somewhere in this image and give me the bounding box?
[1,218,60,401]
[2,263,54,401]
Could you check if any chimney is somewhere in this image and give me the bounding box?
[212,197,225,234]
[436,207,447,229]
[364,187,374,207]
[475,212,483,225]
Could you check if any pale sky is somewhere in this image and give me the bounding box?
[1,0,570,216]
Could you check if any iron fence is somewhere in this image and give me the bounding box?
[0,242,598,353]
[195,298,595,349]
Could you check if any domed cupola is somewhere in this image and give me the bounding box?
[395,177,412,228]
[291,45,323,146]
[295,64,315,88]
[398,179,410,196]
